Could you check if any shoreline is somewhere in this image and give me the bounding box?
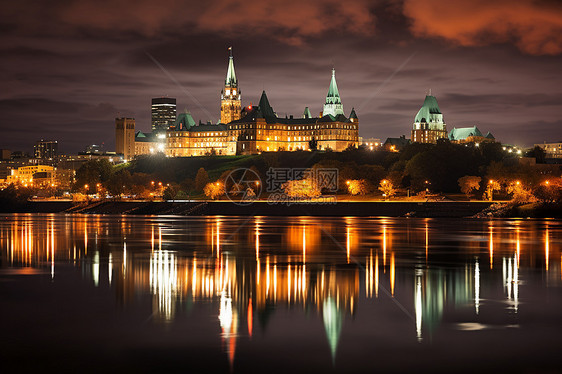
[0,200,497,217]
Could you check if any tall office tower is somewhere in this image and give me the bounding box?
[411,93,447,144]
[34,139,58,159]
[115,117,135,161]
[151,97,177,132]
[220,47,242,124]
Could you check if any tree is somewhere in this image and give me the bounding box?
[506,181,535,203]
[526,146,546,164]
[458,176,481,199]
[203,182,225,200]
[485,179,502,201]
[163,183,180,200]
[346,179,368,195]
[195,167,209,192]
[282,178,321,199]
[308,136,318,151]
[378,179,396,200]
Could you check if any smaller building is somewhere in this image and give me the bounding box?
[535,142,562,159]
[34,139,58,159]
[449,126,495,144]
[135,131,163,155]
[5,165,55,187]
[384,135,411,152]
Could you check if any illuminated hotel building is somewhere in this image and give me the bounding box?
[166,49,359,156]
[411,93,447,144]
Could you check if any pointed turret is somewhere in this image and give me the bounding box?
[225,47,237,88]
[323,68,344,117]
[303,107,312,119]
[258,90,276,119]
[348,107,357,122]
[220,47,242,124]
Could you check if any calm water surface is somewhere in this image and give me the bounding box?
[1,214,561,373]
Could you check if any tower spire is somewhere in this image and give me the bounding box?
[323,68,344,117]
[226,47,237,88]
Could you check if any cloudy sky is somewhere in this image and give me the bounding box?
[1,0,561,153]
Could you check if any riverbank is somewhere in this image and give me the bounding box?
[2,200,497,217]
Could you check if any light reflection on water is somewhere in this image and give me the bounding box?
[0,214,561,372]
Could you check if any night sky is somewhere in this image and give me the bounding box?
[1,0,561,153]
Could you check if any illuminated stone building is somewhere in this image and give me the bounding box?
[411,94,447,144]
[229,69,359,154]
[166,50,359,156]
[449,126,495,144]
[5,165,55,187]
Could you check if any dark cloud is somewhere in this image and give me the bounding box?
[402,0,562,55]
[0,1,561,153]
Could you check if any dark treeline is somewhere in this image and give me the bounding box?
[70,140,560,199]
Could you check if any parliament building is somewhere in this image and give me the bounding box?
[165,49,359,157]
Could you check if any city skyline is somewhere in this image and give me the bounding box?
[1,0,562,153]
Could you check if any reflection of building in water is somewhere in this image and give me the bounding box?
[2,216,562,364]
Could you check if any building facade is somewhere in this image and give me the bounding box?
[449,126,495,144]
[151,97,177,133]
[165,50,359,157]
[115,117,135,161]
[535,142,562,159]
[411,94,447,143]
[34,139,58,159]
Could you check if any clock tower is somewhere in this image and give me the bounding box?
[220,47,242,124]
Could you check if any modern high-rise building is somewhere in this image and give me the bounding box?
[220,47,242,124]
[411,94,447,144]
[115,117,135,161]
[34,139,58,159]
[151,97,177,132]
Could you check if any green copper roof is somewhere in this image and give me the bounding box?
[323,69,344,117]
[303,107,312,119]
[175,110,196,130]
[415,95,443,123]
[225,47,237,88]
[349,107,357,119]
[448,126,483,141]
[258,90,276,119]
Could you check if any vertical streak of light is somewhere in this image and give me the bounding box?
[425,222,429,261]
[346,226,350,264]
[516,227,520,268]
[375,253,379,298]
[123,241,127,277]
[109,252,113,286]
[216,219,220,259]
[288,264,291,303]
[274,263,277,301]
[513,254,519,313]
[390,252,395,296]
[151,226,154,251]
[247,298,253,338]
[415,269,422,342]
[383,226,387,270]
[475,260,480,315]
[489,225,494,269]
[266,256,270,297]
[302,225,306,264]
[50,221,55,279]
[545,225,550,271]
